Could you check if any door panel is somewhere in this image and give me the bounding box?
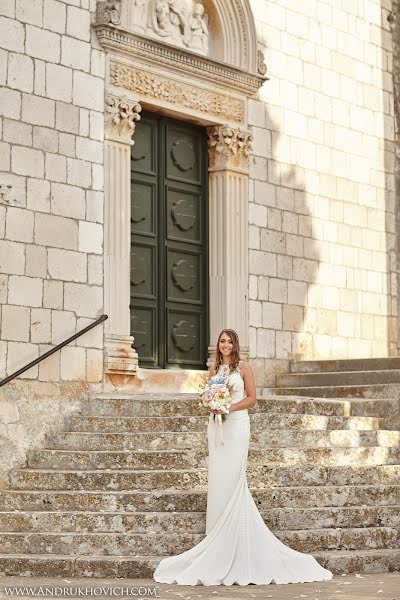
[131,113,208,369]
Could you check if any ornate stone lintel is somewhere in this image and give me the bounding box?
[105,94,142,144]
[96,0,121,26]
[207,126,252,173]
[105,334,139,386]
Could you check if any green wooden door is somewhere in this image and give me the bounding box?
[130,113,208,369]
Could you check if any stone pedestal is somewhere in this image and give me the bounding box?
[104,95,142,385]
[207,126,252,360]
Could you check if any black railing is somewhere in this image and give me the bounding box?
[0,314,108,388]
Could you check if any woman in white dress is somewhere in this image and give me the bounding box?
[153,328,333,586]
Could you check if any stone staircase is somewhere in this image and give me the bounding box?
[0,390,399,577]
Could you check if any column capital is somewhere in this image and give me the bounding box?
[207,126,252,173]
[105,94,142,144]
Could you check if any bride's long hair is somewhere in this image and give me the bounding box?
[214,329,241,373]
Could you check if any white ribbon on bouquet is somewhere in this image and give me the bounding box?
[214,413,224,447]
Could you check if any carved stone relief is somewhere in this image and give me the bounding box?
[207,125,252,172]
[110,62,244,123]
[96,0,121,25]
[130,0,209,55]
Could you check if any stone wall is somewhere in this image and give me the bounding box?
[248,0,396,383]
[0,0,105,480]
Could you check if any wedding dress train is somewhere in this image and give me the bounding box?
[153,365,333,586]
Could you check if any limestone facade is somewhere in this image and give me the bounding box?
[0,0,397,471]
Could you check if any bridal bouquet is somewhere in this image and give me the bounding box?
[198,374,233,422]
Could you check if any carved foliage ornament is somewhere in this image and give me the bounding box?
[207,126,252,171]
[110,62,244,123]
[96,0,121,25]
[105,94,142,141]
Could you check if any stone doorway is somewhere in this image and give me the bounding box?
[130,112,209,369]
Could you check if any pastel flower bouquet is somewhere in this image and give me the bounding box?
[197,374,233,422]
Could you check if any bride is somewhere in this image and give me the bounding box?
[153,328,333,586]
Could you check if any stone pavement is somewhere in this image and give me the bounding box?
[0,574,399,600]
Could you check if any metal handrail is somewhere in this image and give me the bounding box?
[0,314,108,388]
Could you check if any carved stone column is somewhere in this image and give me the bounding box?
[104,94,142,385]
[207,126,252,360]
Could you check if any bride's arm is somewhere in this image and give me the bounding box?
[229,362,256,412]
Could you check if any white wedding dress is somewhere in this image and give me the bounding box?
[153,364,333,586]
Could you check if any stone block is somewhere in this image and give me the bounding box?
[88,254,103,285]
[73,71,104,111]
[250,126,272,159]
[254,181,276,207]
[288,280,307,306]
[31,308,51,343]
[276,331,292,359]
[0,49,7,85]
[26,245,47,278]
[249,250,277,276]
[6,206,34,242]
[16,0,42,26]
[51,182,85,220]
[258,276,269,300]
[26,24,60,63]
[35,212,78,250]
[86,348,103,383]
[0,207,5,238]
[38,344,60,381]
[0,16,24,52]
[286,234,304,257]
[61,35,90,72]
[337,311,355,337]
[293,258,317,283]
[76,137,103,164]
[7,52,34,93]
[7,342,39,379]
[79,109,89,136]
[257,329,275,358]
[260,230,285,253]
[262,302,282,329]
[277,255,293,279]
[43,280,63,309]
[46,153,67,183]
[43,0,66,34]
[283,304,304,332]
[22,94,55,127]
[0,87,21,120]
[46,63,72,102]
[51,310,76,344]
[267,208,281,231]
[92,163,103,190]
[248,300,262,327]
[66,5,90,41]
[55,101,79,134]
[60,346,86,380]
[249,225,260,249]
[86,191,103,223]
[249,274,257,300]
[269,278,287,303]
[9,275,43,307]
[76,316,103,349]
[0,240,25,274]
[27,178,51,212]
[64,282,102,317]
[12,146,44,178]
[0,0,15,18]
[248,100,266,130]
[91,49,105,79]
[3,119,33,147]
[277,187,295,211]
[2,305,30,341]
[0,142,10,171]
[48,248,87,282]
[67,158,91,188]
[59,133,76,158]
[89,110,104,142]
[249,203,267,227]
[33,126,59,153]
[78,221,103,255]
[34,58,46,96]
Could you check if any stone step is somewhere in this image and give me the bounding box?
[1,549,399,577]
[0,505,399,533]
[68,413,385,432]
[1,485,399,512]
[269,384,398,399]
[44,429,400,452]
[8,464,400,491]
[27,446,400,469]
[0,525,398,556]
[81,395,397,417]
[290,357,400,374]
[278,370,400,388]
